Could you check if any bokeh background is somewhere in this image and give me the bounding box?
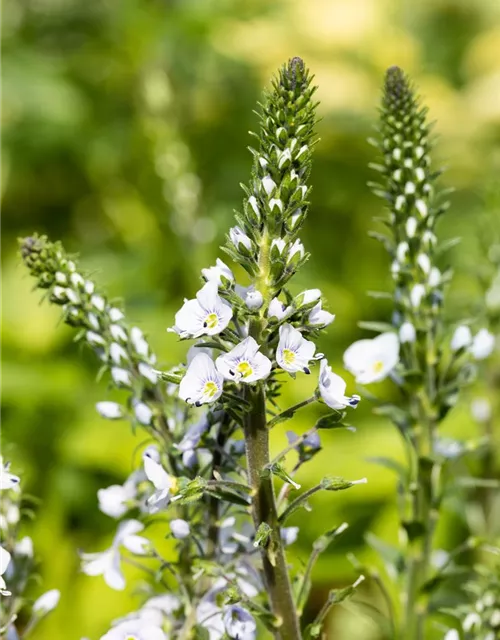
[2,0,500,638]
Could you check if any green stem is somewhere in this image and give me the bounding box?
[279,484,322,524]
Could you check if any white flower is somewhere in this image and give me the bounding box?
[417,253,431,274]
[81,520,149,590]
[343,332,399,384]
[52,286,67,300]
[143,449,176,512]
[84,280,95,294]
[451,325,472,352]
[308,301,335,327]
[268,297,291,320]
[229,226,252,252]
[170,519,190,539]
[111,367,132,387]
[138,363,158,384]
[110,343,129,364]
[110,324,128,342]
[281,527,299,545]
[216,337,272,383]
[396,242,409,263]
[179,353,224,405]
[410,284,426,308]
[87,331,105,346]
[276,324,320,374]
[443,630,459,640]
[55,271,67,284]
[70,273,84,288]
[202,258,234,285]
[0,546,11,595]
[271,238,286,255]
[415,199,428,217]
[197,600,226,640]
[288,239,304,262]
[134,401,153,425]
[100,619,167,640]
[471,398,492,423]
[223,606,256,640]
[470,328,495,360]
[109,308,124,322]
[91,295,106,311]
[245,288,263,310]
[297,289,321,306]
[269,198,283,213]
[428,267,441,287]
[96,401,123,420]
[172,281,233,338]
[0,462,20,491]
[33,589,60,614]
[247,196,260,218]
[87,313,100,330]
[15,537,33,557]
[406,217,417,237]
[399,322,416,344]
[98,478,137,519]
[319,360,360,409]
[261,175,276,195]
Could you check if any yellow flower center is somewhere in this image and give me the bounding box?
[236,361,253,378]
[170,476,179,495]
[372,360,384,373]
[205,313,218,330]
[282,349,296,365]
[203,381,219,398]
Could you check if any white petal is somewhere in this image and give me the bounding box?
[451,325,472,352]
[98,485,133,518]
[33,589,60,614]
[470,328,495,360]
[122,534,149,555]
[143,454,172,491]
[0,546,11,576]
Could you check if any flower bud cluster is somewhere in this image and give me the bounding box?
[0,459,60,635]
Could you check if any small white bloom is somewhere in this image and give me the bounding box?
[443,630,459,640]
[417,253,431,274]
[319,360,360,409]
[33,589,60,614]
[405,217,417,237]
[81,520,149,591]
[98,482,136,519]
[96,401,123,420]
[110,324,128,342]
[216,337,272,383]
[87,313,100,330]
[399,322,416,344]
[410,284,426,308]
[268,297,291,320]
[278,148,292,168]
[415,167,425,182]
[308,301,335,327]
[428,267,441,287]
[244,289,263,310]
[297,289,321,306]
[15,537,33,557]
[0,546,11,595]
[101,620,167,640]
[271,238,286,255]
[261,175,276,195]
[463,612,481,632]
[170,519,190,539]
[471,398,492,423]
[343,332,399,384]
[247,195,260,218]
[109,308,124,322]
[396,242,409,263]
[134,401,153,425]
[276,324,319,375]
[110,343,129,364]
[5,505,19,525]
[470,328,495,360]
[451,325,472,352]
[0,462,20,491]
[269,198,283,213]
[223,606,256,640]
[288,239,304,262]
[91,295,106,311]
[52,286,67,300]
[179,353,224,405]
[258,156,268,168]
[111,368,132,387]
[172,281,233,338]
[70,273,84,288]
[229,226,252,251]
[66,289,80,304]
[138,362,157,384]
[84,280,95,294]
[281,527,299,546]
[288,209,301,230]
[143,450,175,513]
[415,199,428,217]
[202,258,234,286]
[55,271,67,284]
[405,181,416,195]
[395,195,405,211]
[87,331,105,346]
[130,327,149,357]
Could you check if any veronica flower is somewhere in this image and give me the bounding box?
[319,360,360,409]
[268,297,292,320]
[276,324,321,374]
[308,301,335,327]
[179,352,224,405]
[470,328,495,360]
[296,289,321,307]
[229,226,252,252]
[171,281,233,338]
[223,606,256,640]
[33,589,60,615]
[143,449,176,513]
[216,337,272,382]
[98,472,141,519]
[101,619,167,640]
[0,461,20,491]
[287,239,304,262]
[399,321,416,344]
[0,546,11,595]
[170,519,190,539]
[281,527,299,545]
[450,325,472,352]
[80,520,149,590]
[202,258,234,286]
[130,327,150,358]
[244,288,264,310]
[343,332,399,384]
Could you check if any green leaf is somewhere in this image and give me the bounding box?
[314,412,345,429]
[357,321,394,333]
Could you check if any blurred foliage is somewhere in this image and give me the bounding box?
[2,0,500,638]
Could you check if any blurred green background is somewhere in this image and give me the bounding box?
[2,0,500,638]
